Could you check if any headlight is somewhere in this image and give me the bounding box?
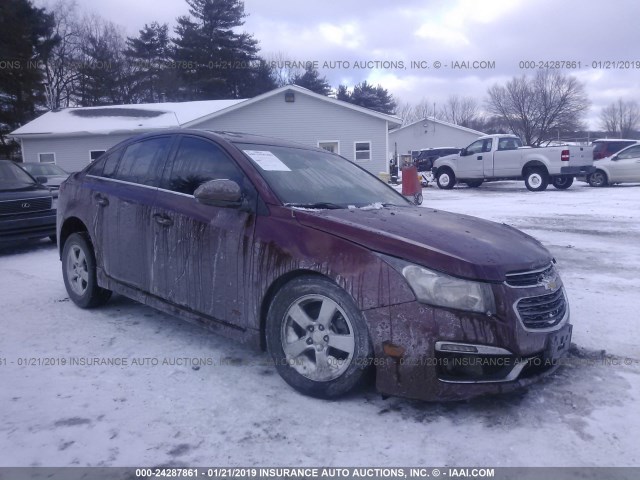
[402,265,496,315]
[51,196,58,210]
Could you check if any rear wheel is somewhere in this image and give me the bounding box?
[524,168,549,191]
[588,170,608,187]
[62,233,111,308]
[552,176,574,189]
[266,276,373,399]
[465,179,484,188]
[436,169,456,189]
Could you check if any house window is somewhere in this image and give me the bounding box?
[318,141,339,154]
[90,150,106,161]
[38,153,55,163]
[354,141,371,161]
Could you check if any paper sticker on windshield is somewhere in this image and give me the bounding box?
[243,150,291,171]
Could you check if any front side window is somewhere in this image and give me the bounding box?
[466,140,484,155]
[163,136,244,195]
[617,145,640,159]
[354,142,371,161]
[114,137,172,186]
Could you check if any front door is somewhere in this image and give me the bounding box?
[459,138,489,178]
[151,135,257,328]
[612,145,640,182]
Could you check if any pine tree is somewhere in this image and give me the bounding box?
[292,66,331,96]
[349,81,396,115]
[0,0,57,157]
[125,22,174,102]
[336,85,350,102]
[173,0,260,99]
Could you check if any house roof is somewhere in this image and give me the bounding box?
[390,117,484,136]
[10,99,245,137]
[11,85,401,138]
[184,85,402,128]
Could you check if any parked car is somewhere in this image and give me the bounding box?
[0,160,57,243]
[57,130,572,401]
[432,134,595,191]
[583,142,640,187]
[20,163,69,191]
[591,138,637,160]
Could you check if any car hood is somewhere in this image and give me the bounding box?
[43,176,67,187]
[0,183,52,199]
[294,206,552,282]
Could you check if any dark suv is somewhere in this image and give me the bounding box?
[592,139,637,160]
[412,147,461,172]
[57,130,572,401]
[0,160,56,243]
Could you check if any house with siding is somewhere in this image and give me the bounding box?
[10,85,401,175]
[389,117,484,157]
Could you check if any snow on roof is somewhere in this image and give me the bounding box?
[390,117,484,136]
[11,99,245,136]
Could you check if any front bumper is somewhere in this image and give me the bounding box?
[0,211,57,243]
[560,165,596,175]
[364,281,572,401]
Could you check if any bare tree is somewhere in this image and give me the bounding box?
[440,95,480,128]
[40,0,83,110]
[264,51,301,87]
[486,70,590,146]
[396,98,438,125]
[599,99,640,138]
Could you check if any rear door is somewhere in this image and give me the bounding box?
[150,135,258,328]
[90,135,173,291]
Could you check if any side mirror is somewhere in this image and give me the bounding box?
[194,179,243,208]
[460,148,467,156]
[36,176,48,184]
[610,155,619,161]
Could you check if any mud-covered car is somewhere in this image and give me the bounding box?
[57,130,572,401]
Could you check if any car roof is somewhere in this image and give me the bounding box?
[592,138,638,143]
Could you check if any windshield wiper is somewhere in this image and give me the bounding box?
[285,202,344,210]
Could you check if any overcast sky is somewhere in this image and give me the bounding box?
[55,0,640,129]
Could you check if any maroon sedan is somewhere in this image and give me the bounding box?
[57,130,572,401]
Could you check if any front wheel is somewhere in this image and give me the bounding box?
[266,276,373,399]
[436,169,456,189]
[524,168,549,191]
[552,176,574,189]
[62,233,112,308]
[588,170,608,187]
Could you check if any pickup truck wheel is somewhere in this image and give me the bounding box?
[552,176,574,189]
[465,180,483,188]
[62,233,112,308]
[524,168,549,191]
[436,169,456,189]
[265,276,373,399]
[588,170,608,187]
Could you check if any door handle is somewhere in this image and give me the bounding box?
[153,213,173,226]
[477,155,483,160]
[94,193,109,206]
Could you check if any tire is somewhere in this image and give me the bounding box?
[436,168,456,189]
[552,176,574,190]
[413,192,423,205]
[524,168,549,191]
[62,232,112,308]
[265,275,373,399]
[465,180,483,188]
[588,170,608,187]
[49,235,57,243]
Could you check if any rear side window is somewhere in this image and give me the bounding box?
[114,137,172,186]
[86,149,121,177]
[163,136,243,195]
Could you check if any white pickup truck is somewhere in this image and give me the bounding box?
[432,134,595,191]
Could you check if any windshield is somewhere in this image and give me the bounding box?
[22,163,67,176]
[237,143,409,208]
[0,162,36,186]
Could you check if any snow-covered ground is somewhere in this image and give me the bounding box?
[1,181,639,468]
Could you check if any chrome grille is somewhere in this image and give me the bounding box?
[505,264,555,287]
[516,289,566,329]
[0,197,52,216]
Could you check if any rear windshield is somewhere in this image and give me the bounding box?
[236,143,408,208]
[22,163,67,176]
